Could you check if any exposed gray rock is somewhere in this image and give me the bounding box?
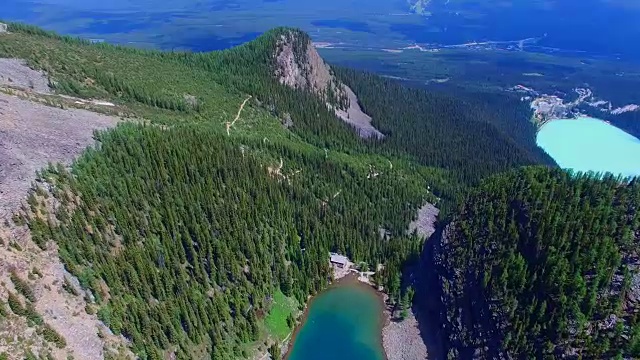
[383,311,428,360]
[275,32,335,95]
[183,94,198,109]
[0,58,50,93]
[282,112,294,128]
[334,84,385,139]
[0,23,7,33]
[273,31,384,139]
[408,203,439,240]
[0,92,119,216]
[629,268,640,304]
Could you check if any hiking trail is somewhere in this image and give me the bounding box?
[225,95,252,135]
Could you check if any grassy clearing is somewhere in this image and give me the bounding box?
[264,290,298,341]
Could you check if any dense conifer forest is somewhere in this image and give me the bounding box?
[438,167,640,359]
[5,22,640,360]
[25,124,427,358]
[0,23,554,190]
[334,68,555,184]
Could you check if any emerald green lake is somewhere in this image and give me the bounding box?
[286,282,385,360]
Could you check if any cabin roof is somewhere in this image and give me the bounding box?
[330,253,349,265]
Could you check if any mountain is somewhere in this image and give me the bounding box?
[6,0,640,135]
[0,22,553,359]
[431,167,640,359]
[1,20,637,360]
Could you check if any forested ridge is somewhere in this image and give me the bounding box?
[1,22,553,191]
[1,23,453,359]
[437,167,640,359]
[334,68,555,184]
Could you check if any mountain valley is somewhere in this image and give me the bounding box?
[0,18,638,360]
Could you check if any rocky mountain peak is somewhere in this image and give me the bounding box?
[273,29,347,107]
[272,29,385,139]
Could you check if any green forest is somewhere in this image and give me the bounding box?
[334,68,555,184]
[0,23,553,193]
[2,21,639,360]
[439,167,640,359]
[0,22,449,359]
[24,124,427,358]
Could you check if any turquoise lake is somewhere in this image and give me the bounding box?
[286,282,385,360]
[536,117,640,177]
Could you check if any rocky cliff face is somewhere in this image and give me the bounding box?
[0,58,132,359]
[434,223,508,360]
[435,227,640,360]
[273,30,384,139]
[274,30,347,108]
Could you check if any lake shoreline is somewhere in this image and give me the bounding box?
[283,273,389,360]
[382,308,429,360]
[536,116,640,178]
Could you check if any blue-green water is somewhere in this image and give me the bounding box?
[537,117,640,177]
[287,283,385,360]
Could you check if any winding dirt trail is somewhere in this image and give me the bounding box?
[232,95,252,125]
[225,95,252,135]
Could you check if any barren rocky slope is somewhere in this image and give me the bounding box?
[0,58,131,359]
[408,203,439,240]
[0,93,119,216]
[383,311,428,360]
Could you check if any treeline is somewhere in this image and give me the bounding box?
[28,124,426,359]
[606,111,640,139]
[438,167,640,359]
[4,22,91,44]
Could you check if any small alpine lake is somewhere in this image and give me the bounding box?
[286,279,386,360]
[536,117,640,178]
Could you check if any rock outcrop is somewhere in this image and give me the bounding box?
[383,311,428,360]
[408,203,439,240]
[0,58,50,93]
[274,31,345,103]
[430,177,640,360]
[434,223,508,360]
[0,23,7,34]
[273,30,384,139]
[334,85,384,139]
